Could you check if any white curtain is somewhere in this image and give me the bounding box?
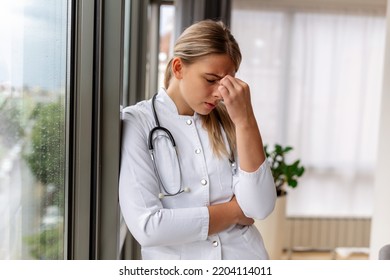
[232,5,386,216]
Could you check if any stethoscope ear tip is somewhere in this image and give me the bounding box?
[183,187,190,193]
[158,193,165,199]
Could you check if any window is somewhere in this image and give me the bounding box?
[232,1,386,217]
[157,3,175,89]
[0,0,70,259]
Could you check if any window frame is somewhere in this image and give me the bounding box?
[68,0,127,260]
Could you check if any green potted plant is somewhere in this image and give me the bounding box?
[264,143,305,197]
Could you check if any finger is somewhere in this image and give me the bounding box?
[218,85,229,100]
[219,76,236,94]
[221,76,249,99]
[223,75,246,90]
[239,217,254,226]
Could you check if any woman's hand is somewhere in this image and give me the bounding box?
[218,75,255,128]
[218,75,266,172]
[207,196,253,236]
[230,196,254,226]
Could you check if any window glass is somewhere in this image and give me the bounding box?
[231,2,385,217]
[0,0,69,259]
[157,4,175,88]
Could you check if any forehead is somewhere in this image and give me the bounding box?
[192,54,236,76]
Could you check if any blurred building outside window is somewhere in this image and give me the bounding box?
[0,0,69,259]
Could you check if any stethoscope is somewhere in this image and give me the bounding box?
[148,93,237,199]
[148,93,190,199]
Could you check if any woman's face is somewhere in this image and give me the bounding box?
[173,54,236,116]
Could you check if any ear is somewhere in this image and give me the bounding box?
[171,57,184,80]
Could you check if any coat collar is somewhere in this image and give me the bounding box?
[156,88,200,120]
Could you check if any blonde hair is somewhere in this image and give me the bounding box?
[164,20,241,159]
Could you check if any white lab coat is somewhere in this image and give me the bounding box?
[119,88,276,260]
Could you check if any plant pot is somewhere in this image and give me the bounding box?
[254,195,287,260]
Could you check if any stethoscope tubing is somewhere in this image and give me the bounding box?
[149,93,185,198]
[148,93,236,199]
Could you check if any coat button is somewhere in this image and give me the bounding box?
[186,119,192,125]
[195,148,201,154]
[212,241,219,247]
[200,179,207,186]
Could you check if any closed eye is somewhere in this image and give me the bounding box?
[205,73,224,84]
[206,79,217,84]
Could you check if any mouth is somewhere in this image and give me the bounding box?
[204,102,216,110]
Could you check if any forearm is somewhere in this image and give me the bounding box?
[234,161,277,220]
[120,201,210,247]
[207,197,253,235]
[207,202,236,235]
[235,116,266,172]
[218,75,266,172]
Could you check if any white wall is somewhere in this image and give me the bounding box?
[369,0,390,260]
[233,0,386,11]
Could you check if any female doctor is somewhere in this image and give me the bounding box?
[119,20,276,260]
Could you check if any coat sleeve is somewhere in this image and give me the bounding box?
[233,159,277,220]
[119,108,209,247]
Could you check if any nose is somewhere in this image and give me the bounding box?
[212,86,223,101]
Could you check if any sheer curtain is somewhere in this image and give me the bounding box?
[232,4,386,217]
